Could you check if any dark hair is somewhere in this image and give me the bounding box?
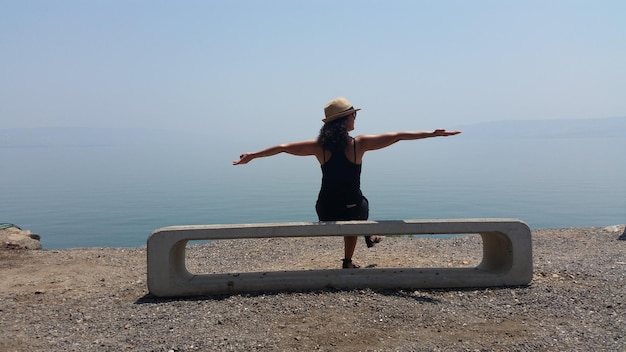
[317,117,349,150]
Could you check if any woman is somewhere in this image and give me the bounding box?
[233,97,461,268]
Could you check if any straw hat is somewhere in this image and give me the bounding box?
[322,97,361,123]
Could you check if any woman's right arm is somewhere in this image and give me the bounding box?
[357,129,461,152]
[233,139,322,165]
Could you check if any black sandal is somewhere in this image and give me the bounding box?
[342,258,360,269]
[364,235,382,248]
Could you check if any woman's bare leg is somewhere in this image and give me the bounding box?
[343,236,359,268]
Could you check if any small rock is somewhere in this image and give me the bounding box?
[0,227,42,250]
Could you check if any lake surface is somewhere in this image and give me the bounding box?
[2,136,624,249]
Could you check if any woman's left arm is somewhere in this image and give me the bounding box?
[233,139,321,165]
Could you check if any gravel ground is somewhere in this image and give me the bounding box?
[1,226,625,351]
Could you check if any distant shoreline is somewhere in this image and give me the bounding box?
[2,116,624,147]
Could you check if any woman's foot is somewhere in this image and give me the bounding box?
[364,235,383,248]
[342,258,360,269]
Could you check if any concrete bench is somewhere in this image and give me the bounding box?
[147,218,532,297]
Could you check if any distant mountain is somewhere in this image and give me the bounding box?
[458,116,625,139]
[1,116,624,147]
[0,127,207,147]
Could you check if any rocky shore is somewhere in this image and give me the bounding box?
[1,225,625,351]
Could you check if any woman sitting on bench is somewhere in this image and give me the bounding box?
[233,97,460,269]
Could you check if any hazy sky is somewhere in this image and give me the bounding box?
[2,1,625,141]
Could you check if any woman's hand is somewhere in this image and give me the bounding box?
[233,153,254,165]
[433,129,461,137]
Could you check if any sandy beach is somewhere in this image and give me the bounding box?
[1,225,625,351]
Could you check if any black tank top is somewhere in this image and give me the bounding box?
[317,139,362,205]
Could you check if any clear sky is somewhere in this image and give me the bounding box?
[1,0,625,141]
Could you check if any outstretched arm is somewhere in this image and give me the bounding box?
[233,139,321,165]
[357,129,461,152]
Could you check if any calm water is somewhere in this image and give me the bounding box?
[2,136,625,249]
